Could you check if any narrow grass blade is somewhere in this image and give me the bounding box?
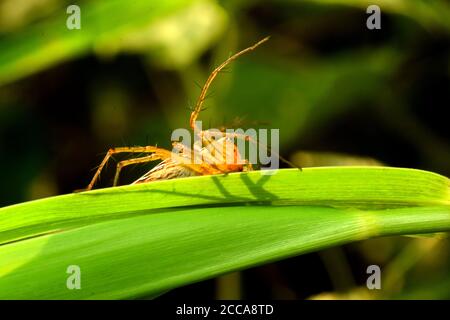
[1,167,448,245]
[0,167,448,299]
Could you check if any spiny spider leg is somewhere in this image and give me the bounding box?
[113,154,162,187]
[85,146,175,190]
[189,37,270,131]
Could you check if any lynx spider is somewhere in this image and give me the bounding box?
[84,37,293,190]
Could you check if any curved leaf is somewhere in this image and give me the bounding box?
[0,167,449,299]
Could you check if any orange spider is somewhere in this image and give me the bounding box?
[84,37,292,190]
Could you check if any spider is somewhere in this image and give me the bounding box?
[83,36,294,191]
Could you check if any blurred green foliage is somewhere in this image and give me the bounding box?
[0,0,449,299]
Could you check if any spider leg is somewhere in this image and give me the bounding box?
[86,140,235,191]
[85,146,174,190]
[113,154,162,187]
[190,37,270,130]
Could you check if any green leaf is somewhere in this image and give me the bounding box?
[0,167,449,299]
[0,0,226,86]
